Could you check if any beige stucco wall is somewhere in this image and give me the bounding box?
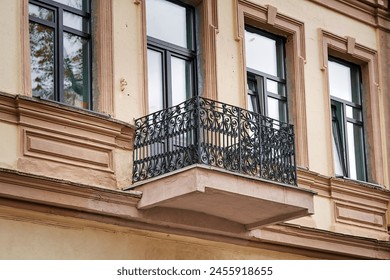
[0,0,22,95]
[0,206,315,260]
[113,0,146,122]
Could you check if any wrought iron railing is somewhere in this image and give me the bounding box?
[132,96,297,185]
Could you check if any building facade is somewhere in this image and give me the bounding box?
[0,0,390,259]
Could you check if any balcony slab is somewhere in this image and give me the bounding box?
[129,165,315,229]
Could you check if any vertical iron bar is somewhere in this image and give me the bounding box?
[258,115,263,179]
[196,96,201,164]
[238,107,242,173]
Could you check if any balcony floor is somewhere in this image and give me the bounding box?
[128,164,315,229]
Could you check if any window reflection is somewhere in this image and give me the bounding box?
[329,61,353,102]
[29,4,54,21]
[29,22,55,100]
[245,26,287,122]
[63,33,89,108]
[147,49,164,113]
[171,57,190,106]
[52,0,88,11]
[29,0,91,109]
[146,0,190,49]
[245,30,278,76]
[64,12,88,32]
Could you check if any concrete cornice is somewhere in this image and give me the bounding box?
[0,167,389,259]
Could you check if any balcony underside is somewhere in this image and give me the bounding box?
[130,165,315,229]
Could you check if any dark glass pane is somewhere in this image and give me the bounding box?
[29,4,54,21]
[63,32,90,108]
[247,74,262,114]
[347,123,366,180]
[52,0,89,11]
[147,49,164,113]
[146,0,191,49]
[29,22,55,100]
[63,11,88,32]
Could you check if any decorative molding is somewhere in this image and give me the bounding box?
[347,36,356,54]
[309,0,390,32]
[235,0,309,168]
[23,129,114,172]
[0,166,388,259]
[0,92,135,188]
[93,0,115,115]
[266,5,277,26]
[20,0,31,97]
[335,202,386,229]
[297,168,390,237]
[0,168,140,219]
[201,0,219,100]
[320,29,385,186]
[252,223,390,259]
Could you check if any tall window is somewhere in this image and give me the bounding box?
[245,26,287,122]
[29,0,92,109]
[146,0,196,113]
[329,57,366,181]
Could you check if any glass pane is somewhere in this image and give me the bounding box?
[52,0,89,11]
[347,123,366,181]
[63,32,90,109]
[29,4,54,21]
[146,0,189,49]
[247,94,259,114]
[329,61,352,101]
[63,11,88,32]
[267,97,287,122]
[346,105,362,121]
[171,57,190,106]
[245,30,278,76]
[267,80,285,96]
[29,22,55,100]
[332,135,344,176]
[147,49,164,113]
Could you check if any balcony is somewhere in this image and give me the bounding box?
[133,96,297,184]
[130,97,314,230]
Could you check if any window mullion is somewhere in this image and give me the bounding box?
[342,103,350,177]
[255,75,265,116]
[166,50,172,108]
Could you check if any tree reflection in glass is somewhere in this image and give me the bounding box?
[29,22,55,100]
[63,33,89,108]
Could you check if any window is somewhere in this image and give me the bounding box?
[329,57,366,181]
[146,0,197,113]
[28,0,92,109]
[245,26,287,122]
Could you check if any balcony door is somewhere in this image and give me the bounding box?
[146,0,197,114]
